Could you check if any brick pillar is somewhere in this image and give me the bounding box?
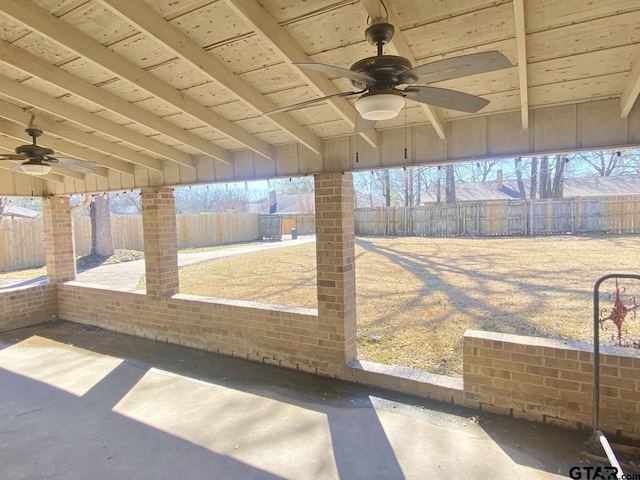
[43,195,76,283]
[314,173,357,365]
[141,187,179,297]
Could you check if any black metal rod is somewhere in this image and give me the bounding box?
[592,273,640,438]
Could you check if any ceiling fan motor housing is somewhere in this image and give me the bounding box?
[349,55,416,90]
[15,143,54,157]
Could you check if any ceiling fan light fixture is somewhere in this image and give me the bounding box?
[355,93,404,121]
[18,163,51,176]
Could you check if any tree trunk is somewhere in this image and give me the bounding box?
[539,156,551,199]
[530,157,538,200]
[445,165,456,204]
[382,170,391,206]
[90,195,114,257]
[514,157,527,199]
[551,155,565,198]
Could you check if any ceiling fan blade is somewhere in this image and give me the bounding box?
[55,157,100,174]
[403,86,490,113]
[355,114,376,133]
[0,153,28,161]
[294,63,376,86]
[265,90,363,115]
[398,51,512,84]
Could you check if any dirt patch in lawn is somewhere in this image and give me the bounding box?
[76,249,144,269]
[179,234,640,377]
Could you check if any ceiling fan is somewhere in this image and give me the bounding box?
[0,122,98,176]
[266,22,512,131]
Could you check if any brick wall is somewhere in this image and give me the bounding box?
[57,283,345,375]
[4,282,639,439]
[464,330,640,439]
[0,284,57,332]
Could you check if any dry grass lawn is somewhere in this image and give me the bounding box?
[179,235,640,376]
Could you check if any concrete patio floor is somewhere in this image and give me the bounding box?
[0,321,588,479]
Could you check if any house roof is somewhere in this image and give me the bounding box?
[422,175,640,203]
[1,1,640,196]
[1,204,41,218]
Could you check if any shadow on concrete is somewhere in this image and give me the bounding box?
[0,322,407,479]
[0,321,585,479]
[0,361,285,480]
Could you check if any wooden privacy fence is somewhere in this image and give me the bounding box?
[0,217,45,272]
[74,213,260,255]
[0,213,260,273]
[355,195,640,237]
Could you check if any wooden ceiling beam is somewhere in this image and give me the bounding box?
[0,40,231,165]
[97,0,322,155]
[224,0,378,148]
[0,76,196,169]
[621,54,640,118]
[361,0,446,140]
[0,0,268,161]
[512,0,530,129]
[0,104,164,172]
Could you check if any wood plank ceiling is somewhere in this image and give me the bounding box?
[0,0,639,195]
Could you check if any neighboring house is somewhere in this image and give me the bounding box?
[354,191,388,208]
[422,173,640,204]
[0,204,41,219]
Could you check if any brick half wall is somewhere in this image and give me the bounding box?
[0,284,58,332]
[57,283,341,374]
[464,330,640,440]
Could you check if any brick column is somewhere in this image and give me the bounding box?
[43,195,76,283]
[141,187,179,297]
[314,173,357,365]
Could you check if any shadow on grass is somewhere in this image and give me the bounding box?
[354,237,588,341]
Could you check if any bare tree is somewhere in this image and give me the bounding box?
[574,151,620,176]
[375,170,392,206]
[456,160,502,182]
[109,191,141,214]
[353,172,379,208]
[537,155,565,199]
[272,176,314,194]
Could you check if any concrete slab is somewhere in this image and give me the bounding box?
[0,321,586,479]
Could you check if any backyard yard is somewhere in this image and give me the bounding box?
[1,234,638,377]
[179,235,640,376]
